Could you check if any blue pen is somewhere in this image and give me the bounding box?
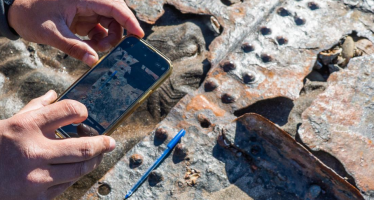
[124,129,186,199]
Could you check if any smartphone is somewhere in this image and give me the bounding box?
[55,36,172,138]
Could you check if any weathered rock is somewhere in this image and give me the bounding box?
[299,54,374,196]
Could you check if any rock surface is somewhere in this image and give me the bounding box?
[0,0,374,199]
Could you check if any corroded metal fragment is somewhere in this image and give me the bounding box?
[299,55,374,194]
[82,114,363,199]
[229,114,363,200]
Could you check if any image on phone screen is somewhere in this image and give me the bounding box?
[57,37,170,137]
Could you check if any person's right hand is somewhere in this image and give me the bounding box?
[8,0,144,66]
[0,90,116,200]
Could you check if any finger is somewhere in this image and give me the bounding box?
[17,90,57,115]
[82,0,144,38]
[77,123,99,137]
[97,17,123,48]
[49,154,103,185]
[47,135,115,164]
[27,99,88,135]
[46,181,75,200]
[85,24,110,52]
[46,21,99,66]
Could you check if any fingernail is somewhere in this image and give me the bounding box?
[109,137,116,151]
[83,53,97,66]
[42,90,57,105]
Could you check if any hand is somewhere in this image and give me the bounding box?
[0,90,116,200]
[7,0,144,66]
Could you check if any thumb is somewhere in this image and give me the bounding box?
[47,21,99,66]
[17,90,57,115]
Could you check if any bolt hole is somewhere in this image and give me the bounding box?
[242,43,255,53]
[260,54,273,63]
[276,36,288,45]
[221,61,236,72]
[277,7,291,16]
[308,2,319,10]
[200,119,211,128]
[260,26,272,35]
[98,183,111,196]
[243,73,256,84]
[294,16,306,26]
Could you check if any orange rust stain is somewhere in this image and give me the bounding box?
[230,7,245,18]
[186,95,225,117]
[245,90,262,100]
[260,68,275,79]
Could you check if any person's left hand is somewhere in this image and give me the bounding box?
[7,0,144,66]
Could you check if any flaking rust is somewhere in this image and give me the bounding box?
[184,167,201,186]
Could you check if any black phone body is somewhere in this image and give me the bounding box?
[56,36,172,138]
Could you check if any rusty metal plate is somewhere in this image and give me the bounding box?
[299,54,374,195]
[82,114,362,199]
[77,0,374,199]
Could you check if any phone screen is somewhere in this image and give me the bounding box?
[57,37,170,137]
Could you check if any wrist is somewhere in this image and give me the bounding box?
[0,0,19,40]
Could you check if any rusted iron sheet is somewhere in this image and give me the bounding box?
[82,114,362,199]
[79,0,374,199]
[231,114,362,200]
[299,54,374,195]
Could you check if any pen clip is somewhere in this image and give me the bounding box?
[167,129,186,149]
